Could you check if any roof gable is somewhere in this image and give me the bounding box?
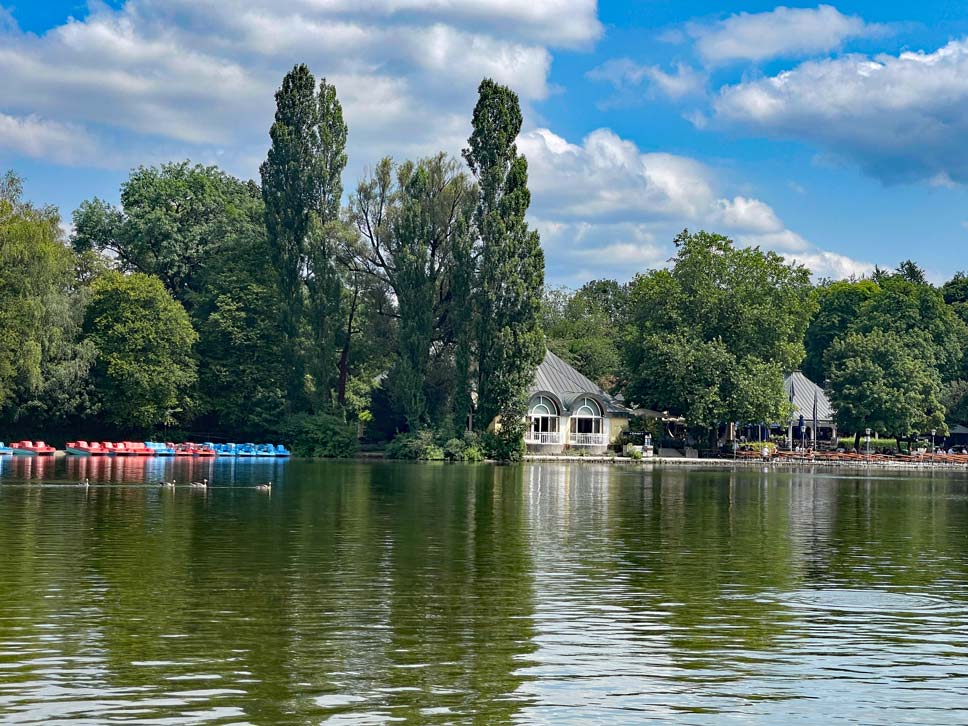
[530,350,629,415]
[784,370,835,422]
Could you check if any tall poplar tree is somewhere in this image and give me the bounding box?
[463,79,544,451]
[260,65,348,409]
[306,79,349,407]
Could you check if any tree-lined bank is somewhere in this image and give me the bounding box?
[2,66,965,457]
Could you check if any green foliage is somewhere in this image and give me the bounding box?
[942,379,968,426]
[543,280,627,390]
[304,79,349,406]
[386,429,444,461]
[803,279,880,382]
[825,330,945,441]
[443,432,485,462]
[851,274,967,381]
[260,65,349,406]
[276,412,359,458]
[838,437,909,451]
[84,271,198,431]
[72,162,264,312]
[72,162,285,436]
[352,154,476,430]
[465,79,545,431]
[197,282,287,436]
[941,271,968,326]
[623,230,811,432]
[0,171,96,426]
[481,427,526,462]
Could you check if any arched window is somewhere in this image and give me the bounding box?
[570,396,603,435]
[528,396,560,435]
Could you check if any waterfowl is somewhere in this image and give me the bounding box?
[190,478,208,488]
[255,481,272,492]
[78,477,90,488]
[161,479,176,488]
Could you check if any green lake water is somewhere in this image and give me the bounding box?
[0,457,967,724]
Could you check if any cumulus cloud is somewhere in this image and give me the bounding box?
[586,59,705,99]
[0,113,109,167]
[783,249,875,280]
[0,0,599,171]
[712,196,784,235]
[0,1,875,283]
[689,4,885,64]
[520,127,873,280]
[714,38,968,184]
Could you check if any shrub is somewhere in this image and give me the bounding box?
[481,428,525,462]
[277,412,359,458]
[386,430,444,460]
[837,436,904,451]
[443,431,485,462]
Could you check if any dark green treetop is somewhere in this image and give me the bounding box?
[464,79,545,452]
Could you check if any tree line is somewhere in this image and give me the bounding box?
[0,68,543,458]
[3,65,965,457]
[545,234,968,450]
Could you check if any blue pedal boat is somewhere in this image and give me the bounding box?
[145,441,176,456]
[236,443,259,457]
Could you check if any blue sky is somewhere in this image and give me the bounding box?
[3,1,968,285]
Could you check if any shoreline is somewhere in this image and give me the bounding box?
[523,454,968,471]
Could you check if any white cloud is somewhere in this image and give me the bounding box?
[0,1,876,284]
[690,5,885,64]
[782,249,875,280]
[521,128,717,220]
[587,59,705,99]
[0,113,109,167]
[521,127,872,280]
[714,38,968,183]
[712,196,784,235]
[0,0,599,170]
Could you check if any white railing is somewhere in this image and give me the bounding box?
[570,433,608,447]
[525,431,563,445]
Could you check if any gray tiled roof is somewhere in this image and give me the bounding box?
[784,371,835,424]
[530,350,630,416]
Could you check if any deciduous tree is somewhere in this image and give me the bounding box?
[623,230,811,440]
[464,79,545,451]
[826,330,945,449]
[84,272,198,431]
[261,65,348,407]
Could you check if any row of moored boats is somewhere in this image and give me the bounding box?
[0,441,290,457]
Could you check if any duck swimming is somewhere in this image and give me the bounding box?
[190,478,208,488]
[255,481,272,492]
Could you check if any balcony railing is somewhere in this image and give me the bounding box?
[525,431,563,445]
[570,432,608,447]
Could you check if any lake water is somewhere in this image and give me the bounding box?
[0,458,967,724]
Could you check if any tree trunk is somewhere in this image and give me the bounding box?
[854,431,861,451]
[336,283,360,406]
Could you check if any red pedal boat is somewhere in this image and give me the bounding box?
[66,441,108,456]
[11,441,56,456]
[174,442,217,457]
[121,441,154,456]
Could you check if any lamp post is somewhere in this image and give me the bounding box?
[865,427,871,461]
[931,428,937,457]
